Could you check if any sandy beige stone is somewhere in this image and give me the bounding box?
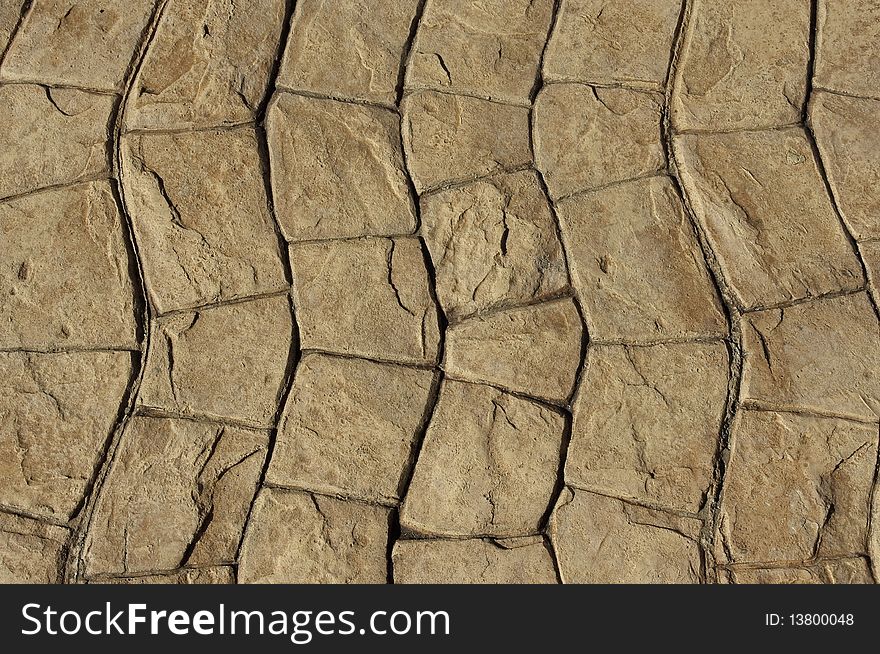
[406,0,553,104]
[0,512,69,584]
[721,410,876,564]
[400,380,564,537]
[741,293,879,421]
[0,2,22,54]
[95,567,235,584]
[290,237,440,365]
[815,0,880,98]
[672,0,810,131]
[84,416,268,575]
[675,129,863,309]
[551,488,702,583]
[139,295,292,427]
[864,241,880,299]
[267,93,416,241]
[728,558,873,584]
[268,353,434,504]
[393,537,557,584]
[445,298,583,403]
[558,175,726,341]
[533,83,664,198]
[239,488,390,584]
[402,90,531,192]
[0,181,138,349]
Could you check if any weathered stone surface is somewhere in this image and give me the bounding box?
[278,0,419,105]
[84,416,268,575]
[864,241,880,298]
[393,537,557,584]
[406,0,554,104]
[533,83,664,198]
[814,0,880,98]
[551,488,702,583]
[267,93,416,241]
[544,0,681,88]
[445,298,583,403]
[268,353,434,504]
[121,128,287,313]
[95,567,235,584]
[289,237,440,365]
[0,2,22,55]
[420,170,568,319]
[402,90,531,192]
[0,512,69,584]
[672,0,810,131]
[721,410,876,564]
[139,295,292,426]
[400,380,564,537]
[728,558,873,584]
[125,0,287,130]
[0,181,138,349]
[675,129,863,309]
[239,488,390,583]
[557,175,726,340]
[1,0,154,91]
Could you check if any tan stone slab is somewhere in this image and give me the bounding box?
[402,90,531,192]
[864,241,880,298]
[121,128,287,314]
[400,380,564,538]
[139,295,292,427]
[1,0,154,91]
[0,181,138,349]
[239,488,390,583]
[268,353,434,504]
[557,175,726,341]
[674,129,864,309]
[671,0,810,131]
[0,2,22,55]
[728,558,873,584]
[815,0,880,98]
[720,410,876,564]
[533,83,664,199]
[393,538,557,584]
[289,237,440,365]
[405,0,554,104]
[551,488,702,583]
[125,0,287,130]
[84,416,268,575]
[741,293,879,421]
[278,0,420,106]
[267,93,416,242]
[444,298,583,403]
[94,566,235,584]
[544,0,681,88]
[420,169,568,320]
[0,512,69,583]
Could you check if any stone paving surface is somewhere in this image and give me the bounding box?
[0,0,878,585]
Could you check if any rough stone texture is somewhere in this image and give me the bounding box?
[727,559,873,584]
[0,512,69,584]
[557,175,726,341]
[268,353,434,504]
[239,488,390,583]
[0,2,22,55]
[533,83,665,199]
[675,129,864,309]
[814,0,880,99]
[400,380,564,538]
[267,93,417,241]
[864,241,880,298]
[94,567,235,584]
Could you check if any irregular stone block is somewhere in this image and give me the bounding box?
[815,0,880,98]
[863,241,880,298]
[94,566,235,584]
[0,512,69,584]
[728,558,873,584]
[0,2,23,54]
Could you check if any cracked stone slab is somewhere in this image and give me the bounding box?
[550,488,702,583]
[400,380,564,538]
[289,237,440,365]
[139,295,293,427]
[814,0,880,98]
[125,0,287,130]
[121,128,287,314]
[726,558,873,584]
[741,293,880,421]
[0,181,138,350]
[94,567,235,584]
[720,410,877,564]
[864,241,880,298]
[401,90,531,192]
[420,169,568,320]
[566,343,728,513]
[267,93,417,242]
[0,2,23,54]
[405,0,554,105]
[84,416,268,576]
[0,512,69,584]
[543,0,682,88]
[671,0,810,131]
[557,175,726,341]
[533,83,664,199]
[239,488,390,584]
[674,129,864,310]
[267,353,434,504]
[392,537,557,584]
[444,298,583,404]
